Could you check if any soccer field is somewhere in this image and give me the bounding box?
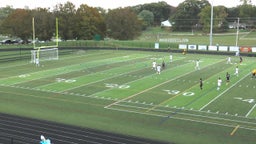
[0,49,256,143]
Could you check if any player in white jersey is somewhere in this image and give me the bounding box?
[156,65,161,74]
[169,53,173,63]
[234,66,239,76]
[227,56,231,64]
[195,59,200,70]
[152,61,156,70]
[35,57,40,67]
[217,77,222,90]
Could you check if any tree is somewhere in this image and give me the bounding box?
[105,8,142,40]
[199,6,228,33]
[133,1,174,25]
[227,7,240,23]
[1,9,32,42]
[238,2,256,28]
[53,1,77,40]
[0,6,14,33]
[138,10,154,30]
[75,4,106,40]
[171,0,210,31]
[31,8,55,41]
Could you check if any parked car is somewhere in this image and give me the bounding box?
[1,39,13,44]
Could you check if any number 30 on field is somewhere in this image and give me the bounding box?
[163,90,195,96]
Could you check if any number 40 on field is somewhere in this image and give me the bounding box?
[163,90,195,97]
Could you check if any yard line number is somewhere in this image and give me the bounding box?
[234,97,255,104]
[163,90,195,96]
[56,78,76,83]
[105,83,130,89]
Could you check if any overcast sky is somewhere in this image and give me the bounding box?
[1,0,256,9]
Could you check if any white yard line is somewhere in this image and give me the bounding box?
[246,103,256,117]
[104,64,195,108]
[105,59,224,109]
[199,72,251,111]
[105,60,226,109]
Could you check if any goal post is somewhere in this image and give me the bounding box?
[31,17,59,63]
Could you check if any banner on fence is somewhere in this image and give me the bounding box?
[229,46,239,52]
[179,44,187,49]
[198,45,207,51]
[252,47,256,52]
[188,45,197,50]
[208,46,218,51]
[240,47,252,53]
[218,46,228,51]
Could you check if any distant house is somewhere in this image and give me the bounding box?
[228,22,247,29]
[161,20,172,28]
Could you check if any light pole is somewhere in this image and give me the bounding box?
[235,17,240,46]
[209,0,213,46]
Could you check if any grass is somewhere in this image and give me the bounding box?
[1,49,256,144]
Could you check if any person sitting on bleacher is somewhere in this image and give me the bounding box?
[40,135,51,144]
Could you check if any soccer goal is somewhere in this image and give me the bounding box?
[31,17,59,64]
[31,48,58,63]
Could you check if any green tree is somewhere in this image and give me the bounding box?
[105,8,142,40]
[0,6,14,33]
[133,1,174,25]
[199,6,228,33]
[31,8,55,41]
[75,4,106,40]
[53,1,77,40]
[227,7,239,23]
[238,2,256,28]
[172,0,210,31]
[138,10,154,30]
[1,9,32,42]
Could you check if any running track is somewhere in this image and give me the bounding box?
[0,113,170,144]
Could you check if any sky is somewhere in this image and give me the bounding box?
[1,0,256,9]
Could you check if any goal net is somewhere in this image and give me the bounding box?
[31,48,58,63]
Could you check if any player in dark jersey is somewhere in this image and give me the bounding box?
[239,56,243,64]
[226,72,230,85]
[199,78,203,90]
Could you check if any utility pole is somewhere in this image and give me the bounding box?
[235,17,240,46]
[209,1,213,46]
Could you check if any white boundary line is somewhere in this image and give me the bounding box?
[199,72,251,111]
[106,106,256,132]
[113,103,256,126]
[246,103,256,117]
